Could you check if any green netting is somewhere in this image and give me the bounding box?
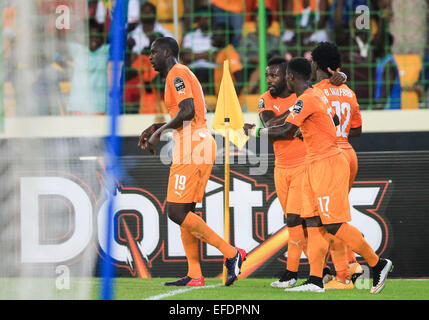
[2,0,429,116]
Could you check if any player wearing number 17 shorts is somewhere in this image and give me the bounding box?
[138,37,246,287]
[312,42,364,289]
[258,57,392,293]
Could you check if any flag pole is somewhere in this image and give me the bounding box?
[222,61,231,284]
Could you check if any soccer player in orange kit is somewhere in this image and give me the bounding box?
[138,37,246,287]
[312,42,365,289]
[255,57,392,293]
[256,57,307,288]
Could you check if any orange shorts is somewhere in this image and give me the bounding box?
[274,164,305,216]
[167,132,216,203]
[301,153,351,224]
[167,163,214,203]
[341,148,358,190]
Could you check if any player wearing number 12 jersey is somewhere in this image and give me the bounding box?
[258,57,392,293]
[139,37,246,287]
[312,42,364,289]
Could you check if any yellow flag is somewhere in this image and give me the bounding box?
[212,60,248,150]
[103,0,113,12]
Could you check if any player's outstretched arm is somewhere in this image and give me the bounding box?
[146,98,195,154]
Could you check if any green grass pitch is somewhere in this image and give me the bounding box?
[1,278,427,300]
[96,278,429,300]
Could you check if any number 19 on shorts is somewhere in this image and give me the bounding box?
[174,174,186,191]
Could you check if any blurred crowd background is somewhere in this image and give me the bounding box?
[2,0,429,118]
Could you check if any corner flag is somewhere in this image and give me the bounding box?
[212,60,247,284]
[212,60,248,150]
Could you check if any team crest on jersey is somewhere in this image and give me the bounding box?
[174,77,186,91]
[292,100,304,114]
[258,98,265,110]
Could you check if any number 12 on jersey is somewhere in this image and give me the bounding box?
[331,101,351,138]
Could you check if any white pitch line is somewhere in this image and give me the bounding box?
[145,284,222,300]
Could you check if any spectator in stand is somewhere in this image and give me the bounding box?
[332,0,373,107]
[2,0,15,59]
[212,23,244,96]
[181,6,216,95]
[372,12,401,109]
[2,0,17,84]
[211,0,245,47]
[128,2,174,56]
[90,0,111,32]
[125,32,166,115]
[282,0,330,59]
[33,53,69,115]
[239,8,283,94]
[67,20,110,115]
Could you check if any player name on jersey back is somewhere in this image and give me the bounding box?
[322,87,353,98]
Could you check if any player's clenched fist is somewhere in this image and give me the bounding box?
[243,123,256,136]
[138,122,166,150]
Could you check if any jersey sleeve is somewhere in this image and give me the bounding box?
[350,96,362,129]
[257,94,273,114]
[285,95,315,127]
[167,68,194,105]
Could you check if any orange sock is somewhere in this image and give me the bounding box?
[347,246,357,264]
[180,226,202,279]
[286,225,305,272]
[181,212,237,259]
[325,234,349,282]
[335,223,379,267]
[307,227,329,278]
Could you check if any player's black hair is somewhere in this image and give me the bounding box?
[267,56,288,75]
[287,57,312,81]
[153,37,180,58]
[311,42,342,75]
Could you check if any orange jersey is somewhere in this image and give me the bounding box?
[165,63,215,165]
[258,91,306,168]
[314,79,362,149]
[165,63,208,135]
[286,87,341,163]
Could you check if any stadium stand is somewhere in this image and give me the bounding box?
[1,0,429,116]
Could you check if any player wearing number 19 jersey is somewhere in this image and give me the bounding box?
[139,37,246,287]
[312,42,364,289]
